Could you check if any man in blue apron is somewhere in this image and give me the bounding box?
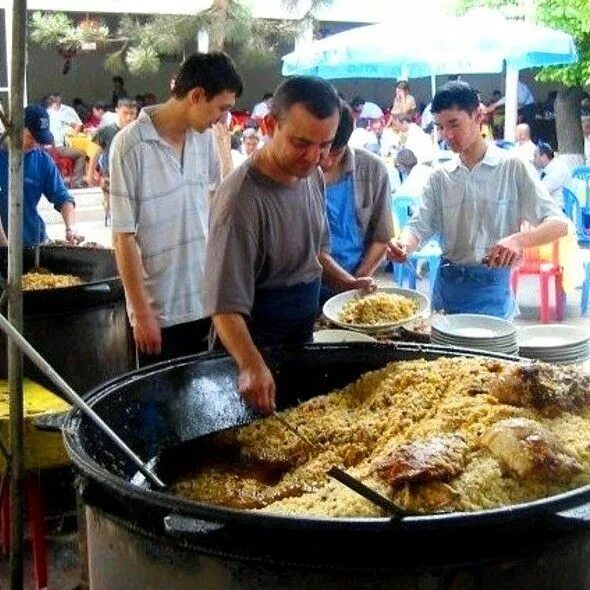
[387,81,568,319]
[319,100,393,304]
[204,77,375,414]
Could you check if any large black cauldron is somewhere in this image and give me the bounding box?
[64,344,590,590]
[0,245,134,394]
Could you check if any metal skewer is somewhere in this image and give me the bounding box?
[273,412,406,517]
[0,312,166,490]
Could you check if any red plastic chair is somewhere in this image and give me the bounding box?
[511,239,564,323]
[47,147,74,187]
[0,471,48,589]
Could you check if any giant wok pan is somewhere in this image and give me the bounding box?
[62,343,590,587]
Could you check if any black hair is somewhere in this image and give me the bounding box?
[331,100,355,150]
[172,52,243,100]
[262,92,273,100]
[271,76,340,121]
[537,141,554,160]
[392,113,413,125]
[350,96,365,110]
[432,81,480,115]
[117,98,138,109]
[395,148,418,170]
[112,76,124,85]
[93,101,109,111]
[230,133,242,151]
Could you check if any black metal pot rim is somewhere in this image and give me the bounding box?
[63,342,590,530]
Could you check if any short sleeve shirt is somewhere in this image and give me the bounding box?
[204,160,329,317]
[110,106,221,327]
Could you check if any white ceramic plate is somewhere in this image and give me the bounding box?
[517,325,590,349]
[430,314,516,340]
[313,329,377,343]
[322,287,430,333]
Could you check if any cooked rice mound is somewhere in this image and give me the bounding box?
[338,293,417,325]
[172,358,590,517]
[22,272,82,290]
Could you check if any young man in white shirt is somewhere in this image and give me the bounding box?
[110,52,243,366]
[387,81,567,319]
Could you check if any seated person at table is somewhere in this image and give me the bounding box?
[348,117,379,153]
[86,98,138,219]
[47,93,86,188]
[384,113,433,163]
[319,101,393,303]
[533,141,572,210]
[0,105,84,246]
[391,81,417,118]
[512,123,536,164]
[387,81,567,319]
[84,101,117,131]
[394,148,433,198]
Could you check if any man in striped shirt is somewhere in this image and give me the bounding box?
[110,52,243,366]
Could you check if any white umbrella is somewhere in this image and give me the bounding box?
[282,9,578,140]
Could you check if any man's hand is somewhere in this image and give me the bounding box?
[133,310,162,355]
[386,240,409,263]
[347,276,377,293]
[484,235,523,268]
[65,226,85,245]
[238,359,276,415]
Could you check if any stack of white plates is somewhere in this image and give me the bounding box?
[517,325,590,365]
[430,314,518,356]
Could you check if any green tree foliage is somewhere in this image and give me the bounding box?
[535,0,590,87]
[29,0,333,77]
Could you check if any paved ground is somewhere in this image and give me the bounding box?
[2,188,590,588]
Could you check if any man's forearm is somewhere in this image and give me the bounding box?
[355,241,388,277]
[113,232,153,316]
[213,313,264,370]
[60,202,76,228]
[517,218,569,248]
[319,251,355,289]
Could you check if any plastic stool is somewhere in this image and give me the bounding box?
[0,471,48,589]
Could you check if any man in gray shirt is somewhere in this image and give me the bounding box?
[204,77,375,414]
[110,52,243,366]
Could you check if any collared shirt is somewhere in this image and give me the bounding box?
[338,147,393,243]
[110,105,221,328]
[541,156,572,209]
[407,142,566,265]
[48,104,82,147]
[0,148,73,246]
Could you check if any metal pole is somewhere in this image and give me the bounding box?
[7,0,27,586]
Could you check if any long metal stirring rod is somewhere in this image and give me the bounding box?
[0,312,166,490]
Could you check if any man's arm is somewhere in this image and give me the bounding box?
[85,145,103,187]
[212,313,275,414]
[113,232,161,354]
[319,251,376,292]
[386,228,421,262]
[355,241,389,277]
[59,202,84,244]
[486,218,568,267]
